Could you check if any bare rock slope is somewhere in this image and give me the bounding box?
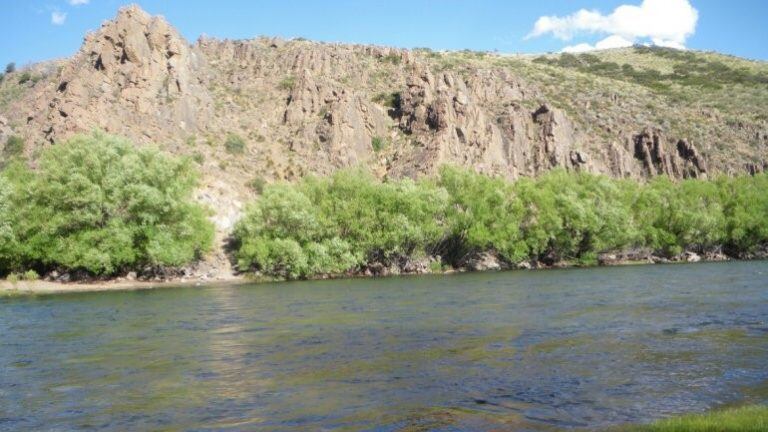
[1,5,767,274]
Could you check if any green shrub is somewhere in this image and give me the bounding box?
[234,169,448,278]
[278,75,295,91]
[17,72,31,84]
[380,54,402,65]
[718,174,768,253]
[0,175,17,275]
[634,177,725,255]
[4,62,14,74]
[3,135,24,159]
[191,152,205,165]
[519,171,638,263]
[6,273,19,283]
[439,168,638,264]
[22,269,38,281]
[438,166,526,262]
[429,260,443,273]
[224,133,246,155]
[372,92,401,109]
[2,131,213,275]
[371,136,387,152]
[541,47,768,94]
[248,176,267,194]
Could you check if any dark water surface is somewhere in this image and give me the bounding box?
[1,261,767,431]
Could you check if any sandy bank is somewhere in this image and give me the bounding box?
[0,275,244,296]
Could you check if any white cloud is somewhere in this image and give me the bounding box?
[528,0,698,50]
[595,35,635,50]
[51,11,67,25]
[562,35,634,53]
[652,38,686,50]
[68,0,90,5]
[562,43,595,54]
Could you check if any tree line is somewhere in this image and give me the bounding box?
[233,164,768,279]
[1,132,766,280]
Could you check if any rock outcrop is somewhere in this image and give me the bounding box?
[632,128,707,178]
[26,5,212,145]
[5,4,761,185]
[388,68,596,178]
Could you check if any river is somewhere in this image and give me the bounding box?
[1,261,767,431]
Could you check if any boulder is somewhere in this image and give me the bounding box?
[683,251,701,263]
[461,251,503,272]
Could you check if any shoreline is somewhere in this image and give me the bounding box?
[0,275,244,296]
[2,255,761,296]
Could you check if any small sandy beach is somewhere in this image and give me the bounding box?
[0,276,243,296]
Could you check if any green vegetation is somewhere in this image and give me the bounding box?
[248,175,267,194]
[371,136,387,152]
[22,269,39,280]
[380,53,402,65]
[224,133,246,155]
[456,46,768,156]
[0,131,213,277]
[4,62,14,74]
[533,47,768,92]
[17,72,32,85]
[191,151,205,165]
[372,91,401,109]
[233,169,447,279]
[0,176,15,273]
[233,167,768,279]
[2,135,25,161]
[3,269,45,284]
[618,405,768,432]
[278,75,296,90]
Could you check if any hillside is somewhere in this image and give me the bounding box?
[0,5,766,271]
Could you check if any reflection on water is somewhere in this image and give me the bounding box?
[1,261,767,431]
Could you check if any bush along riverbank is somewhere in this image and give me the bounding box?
[2,131,767,285]
[233,167,768,280]
[0,132,214,282]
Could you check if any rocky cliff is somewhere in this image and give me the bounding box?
[1,5,767,253]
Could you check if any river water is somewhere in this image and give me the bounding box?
[1,261,767,431]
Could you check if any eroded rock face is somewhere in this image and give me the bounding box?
[27,5,212,145]
[284,69,389,167]
[389,68,596,179]
[4,1,751,206]
[7,5,728,185]
[632,129,707,179]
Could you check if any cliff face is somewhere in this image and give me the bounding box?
[2,5,767,194]
[26,6,212,146]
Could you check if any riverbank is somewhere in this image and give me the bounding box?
[612,404,768,431]
[0,274,243,296]
[3,254,763,296]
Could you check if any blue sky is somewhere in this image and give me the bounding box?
[1,0,767,69]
